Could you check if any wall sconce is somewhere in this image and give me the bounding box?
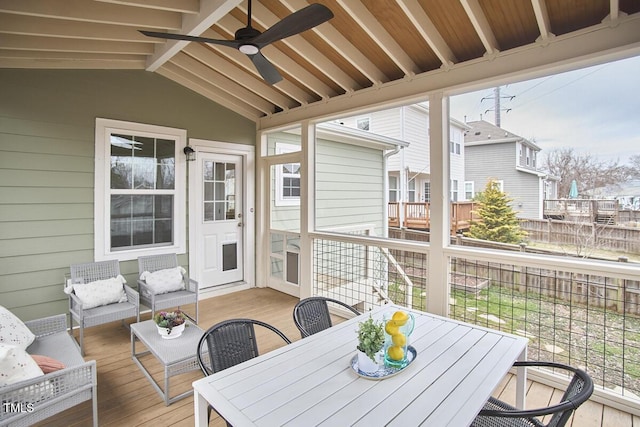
[183,145,195,162]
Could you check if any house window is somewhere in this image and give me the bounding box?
[357,117,370,131]
[408,179,416,202]
[275,143,301,206]
[450,141,461,155]
[526,147,531,166]
[464,181,474,200]
[424,182,431,202]
[389,176,399,202]
[451,179,459,202]
[94,118,186,261]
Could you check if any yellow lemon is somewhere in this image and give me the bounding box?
[387,345,404,361]
[392,311,409,326]
[392,333,406,347]
[385,320,399,335]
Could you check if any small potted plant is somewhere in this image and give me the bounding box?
[356,315,385,373]
[154,310,187,339]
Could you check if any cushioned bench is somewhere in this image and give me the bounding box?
[0,313,97,427]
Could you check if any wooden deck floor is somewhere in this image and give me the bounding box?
[36,287,638,427]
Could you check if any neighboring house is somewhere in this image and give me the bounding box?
[464,120,551,219]
[338,104,469,204]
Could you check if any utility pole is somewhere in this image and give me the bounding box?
[482,86,514,127]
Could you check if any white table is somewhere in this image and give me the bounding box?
[192,304,528,426]
[131,320,208,406]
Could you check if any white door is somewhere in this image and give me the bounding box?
[196,153,244,288]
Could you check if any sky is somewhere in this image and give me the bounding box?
[449,54,640,166]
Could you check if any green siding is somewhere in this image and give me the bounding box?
[0,69,255,320]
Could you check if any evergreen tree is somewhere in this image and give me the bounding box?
[466,180,526,244]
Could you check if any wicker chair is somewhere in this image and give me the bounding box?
[137,253,199,323]
[0,314,98,427]
[293,296,360,338]
[471,361,594,427]
[196,319,291,425]
[68,260,139,356]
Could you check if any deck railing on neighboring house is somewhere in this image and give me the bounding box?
[387,201,478,234]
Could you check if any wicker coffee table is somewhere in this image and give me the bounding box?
[131,319,208,405]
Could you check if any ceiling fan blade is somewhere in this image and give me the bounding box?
[252,3,333,47]
[139,30,240,49]
[250,52,282,85]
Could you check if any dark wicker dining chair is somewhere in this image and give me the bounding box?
[471,361,594,427]
[293,296,361,338]
[196,319,292,425]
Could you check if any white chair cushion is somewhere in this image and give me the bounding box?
[0,343,44,386]
[140,266,186,295]
[0,306,36,350]
[71,275,128,309]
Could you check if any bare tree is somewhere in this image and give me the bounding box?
[629,154,640,179]
[543,148,632,197]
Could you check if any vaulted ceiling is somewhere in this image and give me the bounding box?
[1,0,639,128]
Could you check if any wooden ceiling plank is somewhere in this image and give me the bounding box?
[171,52,275,114]
[395,0,457,67]
[158,63,262,121]
[0,14,151,43]
[530,0,554,42]
[94,0,200,14]
[242,1,359,92]
[460,0,500,55]
[0,0,181,29]
[336,0,419,76]
[216,14,334,99]
[0,34,153,55]
[199,28,316,106]
[184,43,297,110]
[280,0,385,85]
[145,0,241,72]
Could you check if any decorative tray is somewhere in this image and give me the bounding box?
[350,346,417,380]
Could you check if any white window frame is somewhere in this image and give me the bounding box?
[275,142,301,207]
[424,181,431,202]
[389,175,400,202]
[464,181,474,200]
[451,179,459,202]
[94,118,187,261]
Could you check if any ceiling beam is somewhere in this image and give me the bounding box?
[0,14,150,42]
[94,0,200,14]
[183,43,298,111]
[531,0,554,43]
[0,50,146,69]
[158,62,262,121]
[0,34,153,55]
[170,52,275,114]
[336,0,419,76]
[395,0,457,68]
[460,0,500,55]
[280,0,386,86]
[145,0,241,72]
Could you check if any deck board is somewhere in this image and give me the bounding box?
[33,287,630,426]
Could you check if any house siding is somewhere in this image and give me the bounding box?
[267,132,385,235]
[465,142,542,218]
[316,140,384,235]
[0,69,255,320]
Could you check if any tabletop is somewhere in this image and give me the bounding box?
[192,304,528,426]
[131,320,204,365]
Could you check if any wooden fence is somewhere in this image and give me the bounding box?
[388,227,640,315]
[519,219,640,254]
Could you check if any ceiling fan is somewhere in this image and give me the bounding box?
[140,1,334,85]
